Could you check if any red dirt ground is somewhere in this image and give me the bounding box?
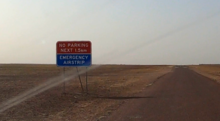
[0,64,172,121]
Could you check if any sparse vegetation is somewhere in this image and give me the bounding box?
[0,64,171,121]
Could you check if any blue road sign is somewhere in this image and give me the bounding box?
[56,54,91,67]
[56,41,92,67]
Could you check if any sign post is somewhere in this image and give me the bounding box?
[86,67,88,94]
[76,67,84,92]
[63,67,65,93]
[56,41,92,94]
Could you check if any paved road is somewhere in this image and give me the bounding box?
[106,67,220,121]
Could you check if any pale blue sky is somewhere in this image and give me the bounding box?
[0,0,220,65]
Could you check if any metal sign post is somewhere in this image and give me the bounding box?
[63,67,66,93]
[76,67,84,92]
[86,67,88,94]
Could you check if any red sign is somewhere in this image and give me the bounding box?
[56,41,91,54]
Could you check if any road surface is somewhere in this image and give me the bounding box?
[106,67,220,121]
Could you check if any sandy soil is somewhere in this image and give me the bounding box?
[0,64,172,121]
[190,65,220,83]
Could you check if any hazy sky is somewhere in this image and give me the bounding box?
[0,0,220,65]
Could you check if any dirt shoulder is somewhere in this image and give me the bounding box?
[189,65,220,83]
[0,64,173,121]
